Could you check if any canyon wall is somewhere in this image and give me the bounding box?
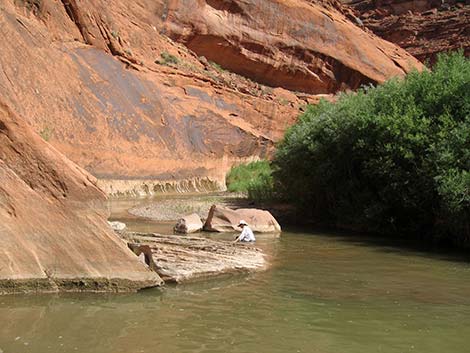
[0,0,422,195]
[343,0,470,63]
[163,0,420,93]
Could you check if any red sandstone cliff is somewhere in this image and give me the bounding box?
[163,0,420,93]
[343,0,470,63]
[0,102,163,293]
[0,0,422,195]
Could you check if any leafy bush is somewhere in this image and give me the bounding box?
[156,52,179,66]
[209,61,225,72]
[39,126,53,141]
[226,160,274,200]
[274,52,470,244]
[247,172,275,201]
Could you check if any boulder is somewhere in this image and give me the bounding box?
[108,221,127,232]
[203,205,281,233]
[174,213,204,234]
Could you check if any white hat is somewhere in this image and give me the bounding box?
[238,220,248,226]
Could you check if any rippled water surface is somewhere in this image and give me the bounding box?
[2,199,470,353]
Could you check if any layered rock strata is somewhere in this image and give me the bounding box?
[0,0,422,194]
[344,0,470,62]
[164,0,422,94]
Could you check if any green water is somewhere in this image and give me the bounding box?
[2,201,470,353]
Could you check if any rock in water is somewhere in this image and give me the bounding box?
[108,221,127,232]
[126,233,267,283]
[203,205,281,233]
[0,102,163,294]
[174,213,204,234]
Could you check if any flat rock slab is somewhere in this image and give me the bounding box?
[126,233,266,283]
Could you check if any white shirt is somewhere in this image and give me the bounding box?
[236,226,256,242]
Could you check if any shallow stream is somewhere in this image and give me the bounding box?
[1,197,470,353]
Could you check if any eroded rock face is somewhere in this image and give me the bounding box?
[344,0,470,63]
[203,205,282,233]
[0,0,422,194]
[164,0,422,94]
[0,103,163,294]
[0,0,299,195]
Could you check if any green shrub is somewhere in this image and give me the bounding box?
[110,30,119,39]
[247,175,274,201]
[226,160,274,200]
[156,51,179,66]
[274,52,470,244]
[39,126,53,141]
[209,61,225,72]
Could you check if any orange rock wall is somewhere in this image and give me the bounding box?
[0,102,162,293]
[165,0,421,93]
[0,0,422,195]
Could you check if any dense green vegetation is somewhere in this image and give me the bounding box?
[273,52,469,245]
[226,160,274,200]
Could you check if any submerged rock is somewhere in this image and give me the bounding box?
[203,205,282,233]
[126,233,266,283]
[174,213,204,234]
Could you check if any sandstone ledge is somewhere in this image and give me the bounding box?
[0,102,163,296]
[125,233,267,283]
[98,177,225,198]
[0,277,161,296]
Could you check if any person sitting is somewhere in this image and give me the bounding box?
[234,220,256,243]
